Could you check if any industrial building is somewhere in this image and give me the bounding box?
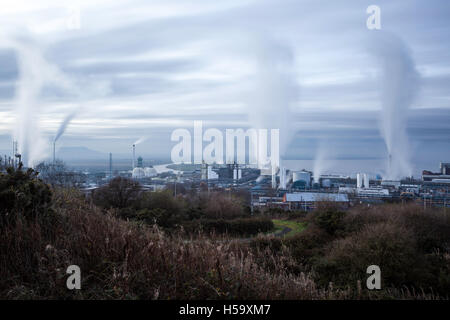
[292,170,312,189]
[131,148,158,180]
[282,192,349,211]
[422,162,450,183]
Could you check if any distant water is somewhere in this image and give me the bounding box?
[282,159,436,179]
[64,157,438,179]
[153,164,182,174]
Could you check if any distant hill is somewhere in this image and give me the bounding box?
[57,146,106,160]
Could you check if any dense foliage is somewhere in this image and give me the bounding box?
[0,166,54,228]
[0,169,448,299]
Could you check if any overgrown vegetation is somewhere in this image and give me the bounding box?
[91,177,261,235]
[0,169,448,299]
[252,202,450,298]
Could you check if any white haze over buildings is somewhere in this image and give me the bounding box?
[0,0,449,176]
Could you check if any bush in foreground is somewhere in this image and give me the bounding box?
[0,186,345,299]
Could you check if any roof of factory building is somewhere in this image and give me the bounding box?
[284,192,349,202]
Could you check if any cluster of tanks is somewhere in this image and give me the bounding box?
[131,144,157,179]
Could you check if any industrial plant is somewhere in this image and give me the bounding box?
[2,135,448,212]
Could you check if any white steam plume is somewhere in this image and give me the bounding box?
[247,37,298,168]
[313,141,335,183]
[133,137,147,145]
[1,32,75,167]
[367,32,420,180]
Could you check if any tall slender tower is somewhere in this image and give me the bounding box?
[132,144,136,169]
[109,153,113,178]
[12,140,17,168]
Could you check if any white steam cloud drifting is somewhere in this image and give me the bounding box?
[368,32,420,180]
[313,141,336,183]
[133,137,147,145]
[1,33,75,167]
[247,37,298,168]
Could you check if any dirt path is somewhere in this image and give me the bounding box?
[274,226,292,237]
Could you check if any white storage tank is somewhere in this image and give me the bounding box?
[322,178,331,188]
[144,167,157,177]
[293,170,311,187]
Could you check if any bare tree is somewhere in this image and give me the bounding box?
[92,177,141,209]
[35,161,85,187]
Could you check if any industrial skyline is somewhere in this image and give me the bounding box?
[0,0,449,177]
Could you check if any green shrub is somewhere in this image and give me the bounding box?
[184,217,274,236]
[137,190,185,216]
[400,208,450,253]
[312,208,346,235]
[283,225,332,265]
[92,177,141,209]
[0,166,54,228]
[314,222,427,289]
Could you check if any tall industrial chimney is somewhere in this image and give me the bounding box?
[53,141,56,164]
[12,140,15,168]
[132,144,136,169]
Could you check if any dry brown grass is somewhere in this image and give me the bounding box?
[0,188,348,299]
[1,189,447,300]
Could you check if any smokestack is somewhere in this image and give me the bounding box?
[201,161,207,180]
[12,140,16,168]
[53,141,56,164]
[132,144,136,169]
[13,141,20,168]
[12,140,15,168]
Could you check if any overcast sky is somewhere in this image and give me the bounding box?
[0,0,449,173]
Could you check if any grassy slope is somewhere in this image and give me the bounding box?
[271,219,307,237]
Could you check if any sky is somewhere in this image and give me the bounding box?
[0,0,449,176]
